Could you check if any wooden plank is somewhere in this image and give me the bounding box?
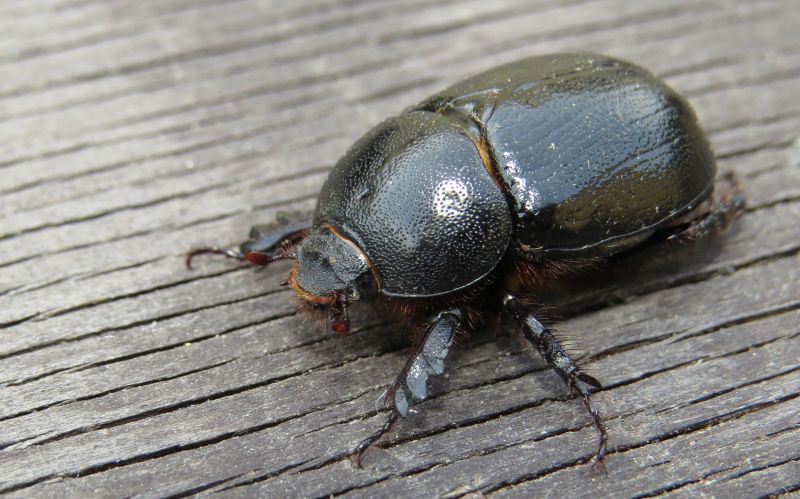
[1,253,798,494]
[1,14,797,260]
[1,0,798,496]
[6,286,797,496]
[1,0,792,200]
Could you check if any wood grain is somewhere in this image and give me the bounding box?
[1,0,798,497]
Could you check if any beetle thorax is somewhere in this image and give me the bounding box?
[312,112,513,298]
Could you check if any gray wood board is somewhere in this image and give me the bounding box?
[1,0,798,497]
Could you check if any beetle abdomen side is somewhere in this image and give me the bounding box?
[314,112,512,297]
[417,53,716,257]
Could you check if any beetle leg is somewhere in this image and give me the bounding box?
[669,171,745,241]
[503,292,608,473]
[186,215,311,269]
[184,246,246,268]
[239,218,311,266]
[351,308,463,466]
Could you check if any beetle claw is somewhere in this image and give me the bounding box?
[590,456,609,476]
[349,451,365,469]
[577,372,603,391]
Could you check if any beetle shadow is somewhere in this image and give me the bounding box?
[540,230,737,319]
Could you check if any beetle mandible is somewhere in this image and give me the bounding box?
[188,53,745,471]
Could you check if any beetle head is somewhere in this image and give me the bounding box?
[288,226,378,334]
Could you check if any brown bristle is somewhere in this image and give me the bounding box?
[293,296,330,335]
[509,257,599,295]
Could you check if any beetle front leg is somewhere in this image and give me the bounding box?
[186,211,312,269]
[503,292,608,473]
[351,308,463,466]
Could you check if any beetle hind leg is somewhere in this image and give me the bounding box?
[669,171,745,242]
[351,308,463,466]
[503,292,608,473]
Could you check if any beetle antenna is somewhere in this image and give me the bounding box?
[185,246,245,269]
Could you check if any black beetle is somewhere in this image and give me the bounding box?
[188,53,744,471]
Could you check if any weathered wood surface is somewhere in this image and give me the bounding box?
[1,0,798,497]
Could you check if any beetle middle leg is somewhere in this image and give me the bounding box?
[351,308,463,466]
[502,292,608,473]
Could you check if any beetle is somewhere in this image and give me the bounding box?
[188,53,744,471]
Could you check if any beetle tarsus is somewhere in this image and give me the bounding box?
[351,308,463,465]
[185,246,245,269]
[503,293,609,469]
[573,372,609,474]
[351,410,399,467]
